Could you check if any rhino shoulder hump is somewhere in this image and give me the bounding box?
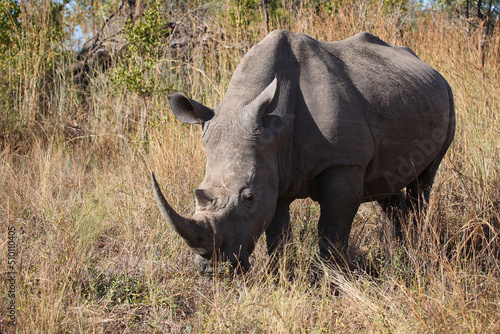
[263,29,294,43]
[348,31,419,59]
[349,32,389,46]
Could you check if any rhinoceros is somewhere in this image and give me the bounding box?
[152,30,455,274]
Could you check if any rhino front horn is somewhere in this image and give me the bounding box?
[151,172,213,255]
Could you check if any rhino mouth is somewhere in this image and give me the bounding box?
[194,254,251,275]
[195,242,254,275]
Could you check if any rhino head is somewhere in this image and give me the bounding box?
[152,77,287,274]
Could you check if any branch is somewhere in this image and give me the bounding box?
[81,0,125,52]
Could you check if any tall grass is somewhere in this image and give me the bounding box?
[1,1,499,333]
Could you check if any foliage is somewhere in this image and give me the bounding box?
[431,0,499,20]
[228,0,261,29]
[312,0,411,15]
[111,0,169,98]
[0,0,69,146]
[0,0,21,55]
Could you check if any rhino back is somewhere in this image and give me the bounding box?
[219,31,453,199]
[325,32,453,197]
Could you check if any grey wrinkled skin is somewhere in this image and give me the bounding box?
[152,30,456,274]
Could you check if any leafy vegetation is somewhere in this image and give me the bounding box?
[1,0,499,333]
[112,0,169,98]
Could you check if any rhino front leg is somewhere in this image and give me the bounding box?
[317,166,363,264]
[266,197,292,257]
[265,198,293,273]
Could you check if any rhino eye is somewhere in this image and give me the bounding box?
[241,189,254,203]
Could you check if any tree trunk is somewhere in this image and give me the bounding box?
[262,0,269,34]
[479,0,493,68]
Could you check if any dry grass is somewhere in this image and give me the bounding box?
[1,2,499,333]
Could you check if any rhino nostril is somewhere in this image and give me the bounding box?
[195,189,215,207]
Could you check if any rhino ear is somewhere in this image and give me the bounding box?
[246,76,280,119]
[168,92,214,124]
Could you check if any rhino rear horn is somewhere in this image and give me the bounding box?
[247,76,280,117]
[151,172,213,254]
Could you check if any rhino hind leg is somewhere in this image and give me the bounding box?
[379,153,443,239]
[378,191,407,239]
